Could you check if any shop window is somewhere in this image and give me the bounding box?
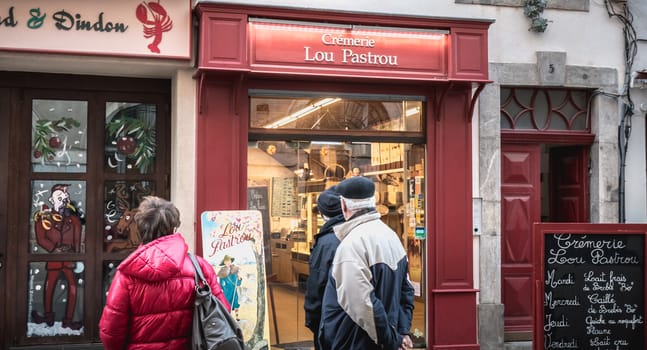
[500,87,591,132]
[102,261,120,307]
[18,81,169,344]
[248,93,427,348]
[250,92,423,132]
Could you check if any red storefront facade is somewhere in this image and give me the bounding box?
[194,3,492,349]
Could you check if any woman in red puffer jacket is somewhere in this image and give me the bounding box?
[100,196,230,350]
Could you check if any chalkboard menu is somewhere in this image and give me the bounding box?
[535,224,647,350]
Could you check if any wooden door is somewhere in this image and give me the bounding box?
[501,144,540,336]
[550,146,589,222]
[0,73,170,348]
[0,88,8,346]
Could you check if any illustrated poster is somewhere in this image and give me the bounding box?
[201,210,270,350]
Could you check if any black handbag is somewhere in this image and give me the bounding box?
[188,253,245,350]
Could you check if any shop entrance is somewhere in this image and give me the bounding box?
[247,92,428,349]
[499,86,593,339]
[501,143,589,339]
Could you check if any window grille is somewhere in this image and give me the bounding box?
[500,87,590,132]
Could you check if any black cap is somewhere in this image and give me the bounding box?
[317,186,342,217]
[336,176,375,200]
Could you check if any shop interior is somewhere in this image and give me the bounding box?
[248,139,427,349]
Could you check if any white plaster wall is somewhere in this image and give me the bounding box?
[625,33,647,223]
[487,4,623,68]
[171,69,199,250]
[624,101,647,223]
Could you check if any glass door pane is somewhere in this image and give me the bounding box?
[31,99,88,173]
[102,180,154,253]
[28,181,87,336]
[105,102,157,174]
[248,140,427,348]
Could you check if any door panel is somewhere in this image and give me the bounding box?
[501,144,540,334]
[0,73,171,348]
[0,88,8,347]
[550,146,589,222]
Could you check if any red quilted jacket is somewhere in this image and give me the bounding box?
[99,233,230,350]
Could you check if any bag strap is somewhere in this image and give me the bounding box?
[187,252,210,291]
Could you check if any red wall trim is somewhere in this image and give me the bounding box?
[434,89,474,289]
[199,12,248,69]
[194,79,248,254]
[450,28,489,81]
[426,86,479,347]
[433,293,479,349]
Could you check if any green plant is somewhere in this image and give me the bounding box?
[32,117,81,160]
[524,0,549,32]
[107,116,156,172]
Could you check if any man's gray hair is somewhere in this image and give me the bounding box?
[341,196,376,210]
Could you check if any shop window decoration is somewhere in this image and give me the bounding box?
[32,117,81,162]
[106,114,156,173]
[135,1,174,54]
[524,0,549,32]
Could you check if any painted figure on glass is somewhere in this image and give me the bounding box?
[31,184,83,330]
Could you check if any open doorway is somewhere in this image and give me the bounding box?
[501,143,589,340]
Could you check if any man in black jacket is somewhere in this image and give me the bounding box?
[304,186,344,350]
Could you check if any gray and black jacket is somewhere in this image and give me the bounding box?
[319,211,414,350]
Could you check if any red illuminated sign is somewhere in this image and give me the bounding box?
[249,20,448,78]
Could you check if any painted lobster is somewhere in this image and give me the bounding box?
[136,1,173,54]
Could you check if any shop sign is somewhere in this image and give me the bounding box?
[201,210,270,349]
[0,1,190,59]
[249,20,448,75]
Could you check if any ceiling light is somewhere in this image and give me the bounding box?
[264,98,341,129]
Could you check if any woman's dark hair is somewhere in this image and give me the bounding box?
[134,196,181,243]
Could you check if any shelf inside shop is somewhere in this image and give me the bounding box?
[363,168,405,176]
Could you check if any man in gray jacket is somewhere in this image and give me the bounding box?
[319,176,414,350]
